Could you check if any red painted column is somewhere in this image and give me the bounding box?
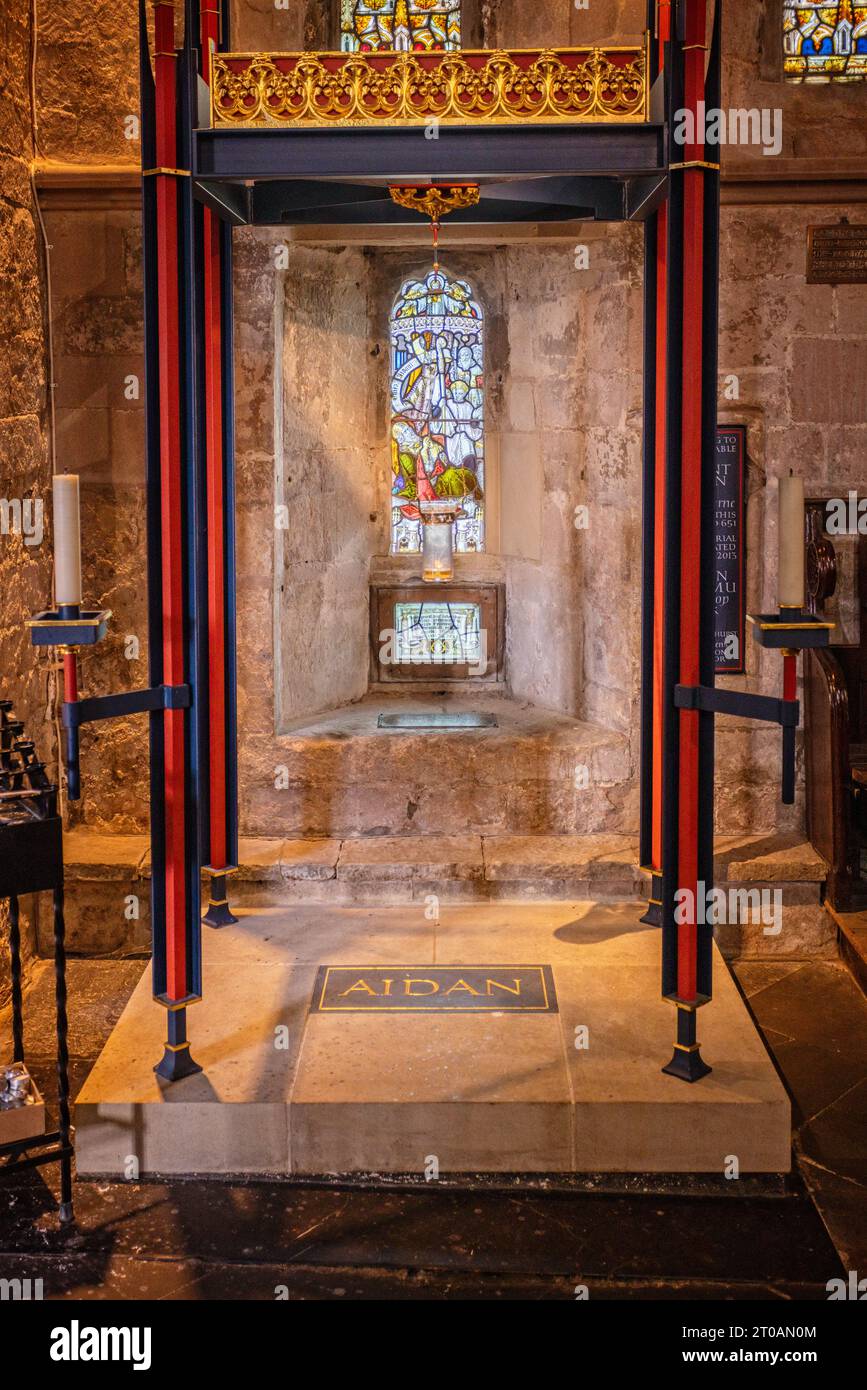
[197,1,238,930]
[201,4,228,875]
[675,0,710,1004]
[153,0,188,1001]
[204,214,228,873]
[650,2,671,876]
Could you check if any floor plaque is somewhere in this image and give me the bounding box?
[312,965,558,1013]
[377,712,498,730]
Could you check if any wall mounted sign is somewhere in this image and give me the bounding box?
[714,425,747,675]
[312,965,558,1013]
[807,223,867,285]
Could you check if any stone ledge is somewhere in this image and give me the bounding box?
[62,830,148,880]
[235,837,341,883]
[280,839,341,881]
[338,836,484,883]
[484,834,639,884]
[58,831,830,899]
[714,836,828,884]
[56,832,833,956]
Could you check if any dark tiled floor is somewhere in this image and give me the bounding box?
[0,955,865,1300]
[734,958,867,1275]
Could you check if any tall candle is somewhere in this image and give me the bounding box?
[53,474,82,608]
[778,475,805,611]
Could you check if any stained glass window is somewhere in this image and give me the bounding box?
[784,3,867,81]
[341,1,462,53]
[393,601,482,665]
[390,268,485,556]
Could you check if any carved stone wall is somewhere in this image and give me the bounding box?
[0,4,51,1001]
[34,2,140,164]
[45,208,149,832]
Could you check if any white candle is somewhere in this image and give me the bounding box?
[53,474,82,609]
[778,475,805,611]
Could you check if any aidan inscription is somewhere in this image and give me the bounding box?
[312,965,558,1013]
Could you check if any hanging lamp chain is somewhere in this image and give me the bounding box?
[388,183,481,270]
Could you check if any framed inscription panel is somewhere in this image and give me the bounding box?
[312,965,559,1013]
[714,425,747,675]
[807,223,867,285]
[370,582,504,683]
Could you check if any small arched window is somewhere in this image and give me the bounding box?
[390,268,485,555]
[783,2,867,81]
[341,1,462,53]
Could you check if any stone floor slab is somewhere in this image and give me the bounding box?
[74,901,791,1178]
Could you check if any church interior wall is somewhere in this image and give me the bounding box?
[0,2,865,969]
[0,2,51,1002]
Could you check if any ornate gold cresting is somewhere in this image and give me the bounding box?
[388,184,480,220]
[210,46,648,129]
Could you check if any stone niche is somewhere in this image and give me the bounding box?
[266,236,643,734]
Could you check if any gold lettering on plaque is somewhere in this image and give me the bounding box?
[486,978,523,997]
[315,965,556,1012]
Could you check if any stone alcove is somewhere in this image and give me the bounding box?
[227,0,646,840]
[270,237,641,734]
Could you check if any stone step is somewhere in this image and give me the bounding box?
[54,830,834,960]
[224,833,644,908]
[828,905,867,998]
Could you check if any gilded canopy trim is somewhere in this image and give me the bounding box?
[209,45,649,129]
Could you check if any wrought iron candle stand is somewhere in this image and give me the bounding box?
[664,608,832,1084]
[28,605,111,800]
[744,607,834,804]
[0,700,73,1223]
[27,608,197,1080]
[670,609,832,846]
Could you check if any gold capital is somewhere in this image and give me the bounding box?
[486,978,522,997]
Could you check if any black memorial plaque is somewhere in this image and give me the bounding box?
[807,223,867,285]
[312,965,558,1013]
[714,425,747,675]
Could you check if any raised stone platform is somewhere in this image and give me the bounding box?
[74,902,791,1178]
[249,694,636,840]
